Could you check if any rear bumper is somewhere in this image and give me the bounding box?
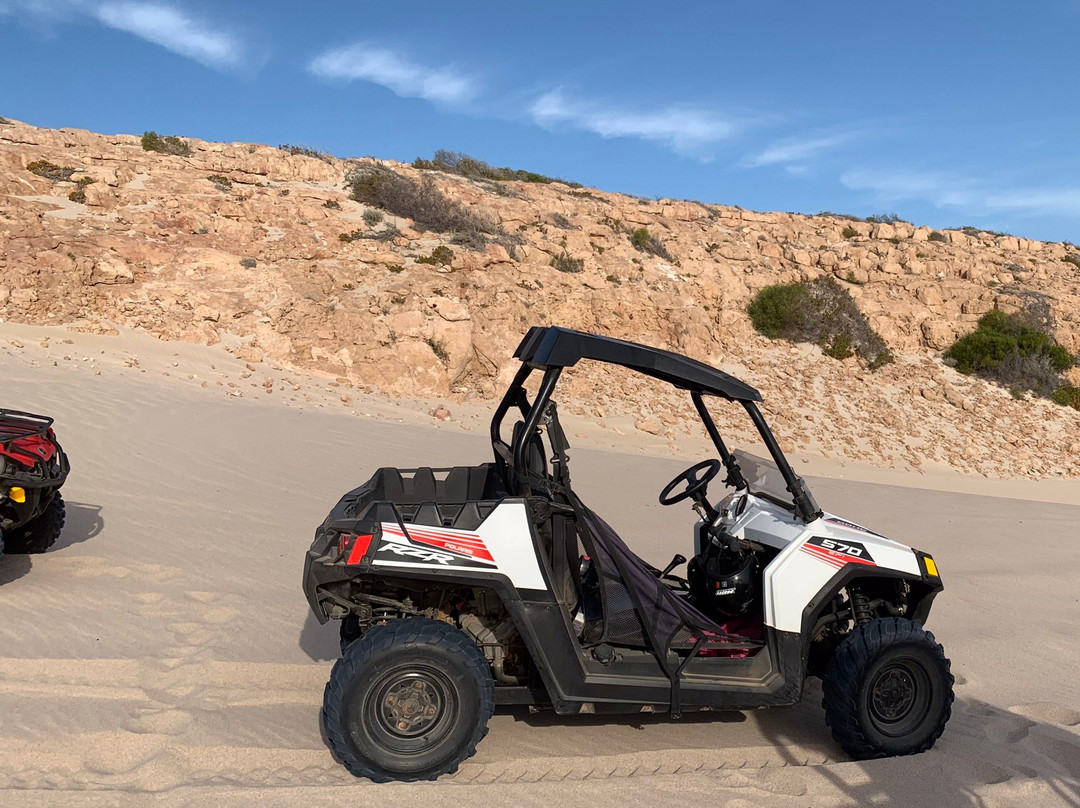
[302,524,353,623]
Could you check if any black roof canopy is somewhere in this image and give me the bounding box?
[513,326,762,402]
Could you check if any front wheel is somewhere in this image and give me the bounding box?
[823,617,953,759]
[322,617,494,782]
[3,493,65,554]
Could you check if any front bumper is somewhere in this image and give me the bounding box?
[0,443,70,529]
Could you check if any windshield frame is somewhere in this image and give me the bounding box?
[692,392,821,523]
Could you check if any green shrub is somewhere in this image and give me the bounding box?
[323,200,341,210]
[1047,344,1076,372]
[945,309,1077,399]
[0,115,11,125]
[747,277,892,368]
[66,176,95,203]
[412,149,581,187]
[550,250,584,274]
[822,332,854,360]
[239,256,257,268]
[27,160,75,182]
[362,209,383,227]
[141,131,193,156]
[928,231,947,243]
[1063,254,1080,269]
[207,174,232,192]
[841,226,859,239]
[630,227,674,261]
[416,246,455,266]
[346,166,500,249]
[1051,385,1080,410]
[865,213,900,224]
[747,283,810,338]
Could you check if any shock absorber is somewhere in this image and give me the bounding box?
[850,588,872,625]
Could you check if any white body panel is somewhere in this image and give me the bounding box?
[370,501,548,591]
[718,493,921,633]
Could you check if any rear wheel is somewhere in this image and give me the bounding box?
[322,617,494,782]
[4,493,65,554]
[823,617,953,759]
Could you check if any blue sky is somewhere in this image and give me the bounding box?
[3,0,1079,242]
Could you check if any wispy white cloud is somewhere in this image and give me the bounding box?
[841,167,1080,218]
[744,130,862,169]
[0,0,250,70]
[528,89,745,157]
[308,43,476,106]
[840,168,977,207]
[93,2,246,70]
[984,188,1080,217]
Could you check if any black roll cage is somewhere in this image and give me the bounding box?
[490,327,822,523]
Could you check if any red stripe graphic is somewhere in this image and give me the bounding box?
[801,546,847,566]
[401,529,487,548]
[800,547,844,568]
[383,524,495,563]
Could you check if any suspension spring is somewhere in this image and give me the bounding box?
[851,589,872,625]
[371,605,398,622]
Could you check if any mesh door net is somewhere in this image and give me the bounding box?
[573,500,761,656]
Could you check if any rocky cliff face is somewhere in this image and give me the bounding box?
[2,119,1078,478]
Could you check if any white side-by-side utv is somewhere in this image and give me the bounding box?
[303,326,952,782]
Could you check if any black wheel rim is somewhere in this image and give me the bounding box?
[866,657,932,738]
[361,665,458,755]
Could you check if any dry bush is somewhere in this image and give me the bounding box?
[748,277,893,368]
[413,149,581,187]
[346,166,502,250]
[141,131,192,156]
[630,227,674,261]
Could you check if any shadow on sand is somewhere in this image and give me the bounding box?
[1,501,103,585]
[299,609,341,662]
[55,500,104,550]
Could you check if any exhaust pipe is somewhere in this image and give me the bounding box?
[458,613,521,685]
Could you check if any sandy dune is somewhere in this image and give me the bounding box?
[1,325,1079,806]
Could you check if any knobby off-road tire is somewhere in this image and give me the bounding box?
[322,617,494,782]
[4,493,65,554]
[823,617,953,759]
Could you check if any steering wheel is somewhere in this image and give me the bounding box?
[658,459,722,506]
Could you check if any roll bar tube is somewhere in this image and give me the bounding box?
[742,401,821,523]
[511,368,562,493]
[490,364,533,449]
[691,391,747,491]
